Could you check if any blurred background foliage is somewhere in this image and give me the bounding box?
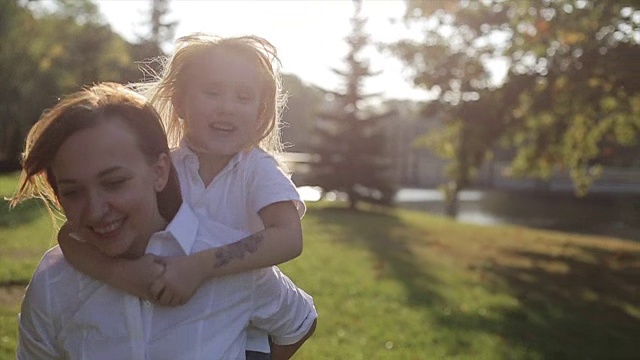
[0,0,174,171]
[1,0,639,214]
[386,0,640,213]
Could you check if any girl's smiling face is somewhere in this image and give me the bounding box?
[177,49,263,160]
[52,118,169,259]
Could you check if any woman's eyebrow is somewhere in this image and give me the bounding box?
[97,166,126,178]
[56,166,124,184]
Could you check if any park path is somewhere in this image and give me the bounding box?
[0,286,25,308]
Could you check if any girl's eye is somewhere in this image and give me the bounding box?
[237,93,254,103]
[203,86,221,96]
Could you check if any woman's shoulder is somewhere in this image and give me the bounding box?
[30,246,87,290]
[24,247,74,305]
[33,246,66,276]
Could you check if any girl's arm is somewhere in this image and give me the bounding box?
[153,200,303,305]
[57,223,165,301]
[203,200,303,275]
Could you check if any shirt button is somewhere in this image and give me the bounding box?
[143,300,153,308]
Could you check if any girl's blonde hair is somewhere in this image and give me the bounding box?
[137,33,287,155]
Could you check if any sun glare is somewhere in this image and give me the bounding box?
[96,0,431,101]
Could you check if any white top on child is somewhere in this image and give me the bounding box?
[171,143,306,352]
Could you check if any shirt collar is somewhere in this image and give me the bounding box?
[174,139,245,174]
[172,139,198,162]
[163,201,199,255]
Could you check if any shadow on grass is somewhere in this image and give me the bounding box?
[0,199,43,228]
[0,279,29,287]
[311,206,443,308]
[311,206,482,355]
[312,206,640,359]
[446,243,640,359]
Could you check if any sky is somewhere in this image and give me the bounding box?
[95,0,432,101]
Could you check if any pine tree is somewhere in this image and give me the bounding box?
[310,0,396,210]
[130,0,177,77]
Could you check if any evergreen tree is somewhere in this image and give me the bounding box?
[130,0,177,77]
[310,0,396,210]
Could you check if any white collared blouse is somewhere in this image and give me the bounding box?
[17,203,317,360]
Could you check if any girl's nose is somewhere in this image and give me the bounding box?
[215,94,234,115]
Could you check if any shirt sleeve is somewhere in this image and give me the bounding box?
[16,256,62,359]
[247,152,306,219]
[249,267,317,345]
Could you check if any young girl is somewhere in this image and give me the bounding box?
[59,34,308,359]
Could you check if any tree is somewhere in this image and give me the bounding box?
[130,0,177,77]
[280,73,323,153]
[388,0,640,215]
[0,0,139,171]
[0,0,39,170]
[310,0,396,210]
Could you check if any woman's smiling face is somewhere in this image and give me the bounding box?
[52,117,169,258]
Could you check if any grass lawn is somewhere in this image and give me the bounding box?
[1,172,639,359]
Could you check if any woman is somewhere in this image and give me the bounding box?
[12,83,316,359]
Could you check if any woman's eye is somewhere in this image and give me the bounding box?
[59,189,79,198]
[103,178,127,189]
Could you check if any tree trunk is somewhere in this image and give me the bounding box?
[443,180,460,218]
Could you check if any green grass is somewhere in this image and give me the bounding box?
[0,173,55,357]
[1,172,639,359]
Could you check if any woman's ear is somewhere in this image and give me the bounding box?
[152,153,172,192]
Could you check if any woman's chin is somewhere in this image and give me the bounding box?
[95,238,133,258]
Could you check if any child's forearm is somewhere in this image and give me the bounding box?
[194,224,302,278]
[57,224,161,300]
[194,201,303,278]
[58,224,129,283]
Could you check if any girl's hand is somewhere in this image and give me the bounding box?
[149,255,206,307]
[119,254,167,302]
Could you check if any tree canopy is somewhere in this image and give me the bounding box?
[388,0,640,207]
[0,0,176,171]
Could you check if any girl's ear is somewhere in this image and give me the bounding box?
[152,153,172,192]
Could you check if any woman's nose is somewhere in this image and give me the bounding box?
[85,191,109,221]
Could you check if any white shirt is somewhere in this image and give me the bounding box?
[172,145,305,234]
[172,145,306,352]
[17,203,317,360]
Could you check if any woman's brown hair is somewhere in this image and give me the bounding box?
[10,83,182,225]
